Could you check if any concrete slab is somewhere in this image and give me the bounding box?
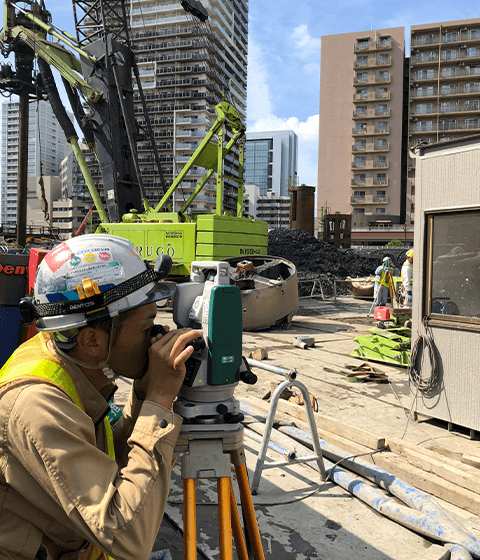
[114,297,480,559]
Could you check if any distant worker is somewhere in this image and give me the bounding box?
[373,256,400,307]
[401,248,414,307]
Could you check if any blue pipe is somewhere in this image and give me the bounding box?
[240,402,479,558]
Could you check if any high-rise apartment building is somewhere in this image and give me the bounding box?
[1,100,71,227]
[408,20,480,223]
[319,19,480,245]
[83,0,248,214]
[318,28,405,239]
[244,130,298,196]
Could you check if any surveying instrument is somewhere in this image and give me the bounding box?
[172,261,265,560]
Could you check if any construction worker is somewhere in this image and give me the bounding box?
[373,256,400,307]
[0,234,203,560]
[401,248,414,307]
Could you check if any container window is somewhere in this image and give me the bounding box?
[427,209,480,322]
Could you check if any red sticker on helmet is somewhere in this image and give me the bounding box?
[44,242,74,273]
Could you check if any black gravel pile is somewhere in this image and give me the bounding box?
[268,228,407,297]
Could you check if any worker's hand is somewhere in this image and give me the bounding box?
[137,328,203,409]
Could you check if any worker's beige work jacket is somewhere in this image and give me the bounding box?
[0,333,183,560]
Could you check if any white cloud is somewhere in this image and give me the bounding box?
[247,39,319,187]
[291,24,321,59]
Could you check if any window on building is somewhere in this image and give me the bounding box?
[442,49,458,60]
[355,105,368,116]
[377,104,388,115]
[468,30,480,40]
[376,156,387,166]
[440,101,456,112]
[415,103,433,114]
[426,209,480,323]
[355,122,367,133]
[467,47,480,58]
[375,208,386,214]
[441,84,455,95]
[353,174,366,184]
[356,39,369,50]
[355,72,368,83]
[442,67,456,78]
[376,173,387,184]
[465,99,479,110]
[377,36,390,47]
[465,118,479,129]
[356,88,368,98]
[465,82,480,93]
[417,85,434,97]
[378,71,389,81]
[355,139,366,150]
[417,69,435,80]
[442,31,458,43]
[419,51,436,62]
[378,54,390,64]
[354,156,366,167]
[353,190,365,198]
[439,119,457,130]
[377,121,388,132]
[376,190,386,197]
[377,138,388,148]
[356,55,368,67]
[415,120,433,132]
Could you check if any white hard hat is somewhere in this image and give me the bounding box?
[25,234,176,331]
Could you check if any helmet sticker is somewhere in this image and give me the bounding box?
[44,242,74,273]
[64,261,123,291]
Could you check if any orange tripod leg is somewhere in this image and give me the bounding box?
[235,464,265,560]
[217,477,233,560]
[183,478,197,560]
[229,480,249,560]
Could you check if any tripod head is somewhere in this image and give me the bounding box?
[172,261,256,423]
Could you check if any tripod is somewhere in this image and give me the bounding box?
[175,421,265,560]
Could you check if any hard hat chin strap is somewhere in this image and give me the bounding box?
[53,318,119,380]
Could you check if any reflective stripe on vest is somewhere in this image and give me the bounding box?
[0,334,116,560]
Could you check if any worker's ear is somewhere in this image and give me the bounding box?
[75,326,109,359]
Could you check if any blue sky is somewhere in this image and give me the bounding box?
[4,0,480,191]
[246,0,480,187]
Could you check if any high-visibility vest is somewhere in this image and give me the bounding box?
[379,268,394,288]
[0,333,115,560]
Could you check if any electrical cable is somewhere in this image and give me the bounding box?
[408,318,439,395]
[167,446,388,508]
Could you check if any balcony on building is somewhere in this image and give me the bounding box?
[353,90,391,102]
[352,141,390,153]
[352,124,390,135]
[354,37,392,52]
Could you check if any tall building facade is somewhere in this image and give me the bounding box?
[244,130,298,196]
[318,28,405,236]
[120,0,248,213]
[1,100,71,227]
[318,19,480,244]
[408,21,480,223]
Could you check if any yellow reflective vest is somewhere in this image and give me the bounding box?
[0,334,115,560]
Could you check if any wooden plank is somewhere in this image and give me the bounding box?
[241,398,480,516]
[388,437,480,496]
[241,395,386,450]
[462,454,480,470]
